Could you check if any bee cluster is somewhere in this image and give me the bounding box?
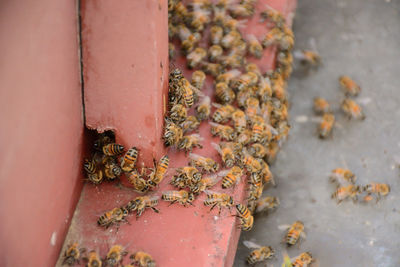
[242,220,314,266]
[330,168,390,204]
[83,132,170,194]
[62,243,155,267]
[311,75,366,139]
[166,0,296,235]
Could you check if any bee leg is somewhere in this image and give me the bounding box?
[151,207,160,213]
[209,203,218,212]
[168,200,178,206]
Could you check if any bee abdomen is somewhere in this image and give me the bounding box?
[103,143,124,156]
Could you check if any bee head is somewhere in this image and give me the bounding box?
[188,193,195,202]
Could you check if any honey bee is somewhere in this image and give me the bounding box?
[231,109,246,133]
[221,51,245,69]
[210,122,237,141]
[248,143,267,159]
[363,183,390,201]
[182,115,200,133]
[162,190,195,206]
[262,27,282,48]
[245,97,260,121]
[330,168,356,185]
[235,204,254,231]
[313,97,330,115]
[93,132,114,152]
[318,113,335,139]
[130,251,156,267]
[175,166,202,184]
[187,47,207,69]
[223,15,247,33]
[237,129,252,146]
[247,34,263,58]
[178,133,203,152]
[85,250,102,267]
[208,44,223,62]
[220,166,243,189]
[279,221,306,246]
[294,50,321,66]
[215,82,236,104]
[255,196,280,214]
[189,153,219,173]
[190,174,222,194]
[280,26,294,50]
[148,155,169,188]
[187,7,211,32]
[257,78,273,103]
[126,169,149,193]
[201,62,223,77]
[102,143,125,156]
[97,207,129,229]
[203,191,234,214]
[84,158,104,185]
[104,159,123,180]
[182,34,200,54]
[228,3,254,18]
[211,142,235,168]
[339,75,361,96]
[243,241,275,265]
[247,183,264,203]
[163,118,183,147]
[216,69,241,84]
[105,245,128,267]
[210,25,224,45]
[120,147,139,173]
[291,252,314,267]
[169,42,175,59]
[63,243,86,265]
[212,103,235,123]
[241,150,262,173]
[221,30,241,49]
[191,70,206,90]
[231,72,259,92]
[170,103,187,124]
[126,196,160,218]
[195,96,211,121]
[341,98,365,120]
[174,2,189,19]
[331,185,361,203]
[260,4,285,27]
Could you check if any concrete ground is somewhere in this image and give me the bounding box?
[234,0,400,266]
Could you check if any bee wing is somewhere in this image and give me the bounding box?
[191,85,205,97]
[300,231,307,239]
[212,102,223,109]
[246,34,260,43]
[209,121,222,128]
[211,142,222,154]
[227,69,242,78]
[217,169,231,177]
[278,224,291,231]
[263,3,279,12]
[161,190,178,196]
[255,200,269,213]
[189,153,204,161]
[200,95,211,105]
[188,133,204,141]
[309,37,318,52]
[203,189,218,195]
[148,195,160,201]
[204,173,223,183]
[357,97,372,106]
[293,50,306,60]
[243,240,262,249]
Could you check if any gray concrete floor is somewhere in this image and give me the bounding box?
[234,0,400,266]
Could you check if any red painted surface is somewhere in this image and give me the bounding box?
[81,0,169,166]
[0,1,83,267]
[59,0,296,266]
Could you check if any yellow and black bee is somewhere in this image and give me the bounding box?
[102,143,125,156]
[120,147,139,173]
